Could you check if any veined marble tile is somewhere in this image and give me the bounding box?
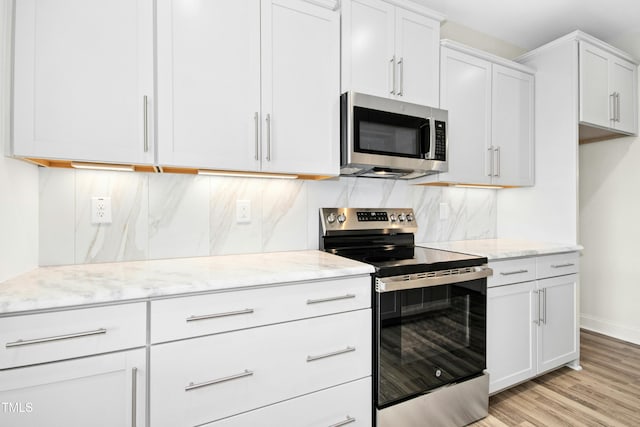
[149,174,210,259]
[411,185,443,243]
[39,168,75,266]
[346,177,412,208]
[262,179,307,252]
[440,187,497,241]
[74,170,149,263]
[306,177,348,250]
[209,176,262,255]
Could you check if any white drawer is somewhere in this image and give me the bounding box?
[488,257,536,287]
[150,276,371,343]
[150,309,372,427]
[0,303,146,369]
[536,252,580,279]
[204,377,372,427]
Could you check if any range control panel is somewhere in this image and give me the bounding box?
[320,208,417,236]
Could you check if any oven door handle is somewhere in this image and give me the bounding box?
[375,266,493,293]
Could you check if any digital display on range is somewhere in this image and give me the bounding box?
[356,211,389,222]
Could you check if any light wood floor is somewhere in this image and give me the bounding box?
[471,330,640,426]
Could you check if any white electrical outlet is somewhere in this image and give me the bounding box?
[91,197,112,224]
[236,200,251,224]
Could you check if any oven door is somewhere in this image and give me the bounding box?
[374,276,487,409]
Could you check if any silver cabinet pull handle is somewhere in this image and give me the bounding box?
[131,367,138,427]
[390,56,396,95]
[542,288,547,325]
[398,57,404,96]
[307,346,355,362]
[616,92,621,122]
[610,92,616,121]
[6,328,107,348]
[533,290,540,325]
[551,263,575,268]
[487,146,493,176]
[329,416,356,427]
[254,112,260,161]
[266,113,272,161]
[307,294,356,305]
[493,146,500,177]
[186,308,254,322]
[499,269,528,276]
[185,369,253,391]
[143,95,149,152]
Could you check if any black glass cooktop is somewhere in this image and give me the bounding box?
[333,245,487,277]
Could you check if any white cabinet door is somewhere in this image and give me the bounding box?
[491,64,534,186]
[438,47,492,185]
[342,0,395,98]
[394,8,439,106]
[610,57,638,134]
[13,0,154,164]
[537,274,579,373]
[579,42,611,129]
[261,0,340,175]
[0,349,145,427]
[487,281,537,394]
[156,0,261,171]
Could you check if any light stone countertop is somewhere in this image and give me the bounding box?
[418,239,583,261]
[0,250,374,315]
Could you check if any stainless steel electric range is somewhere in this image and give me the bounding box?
[320,208,492,427]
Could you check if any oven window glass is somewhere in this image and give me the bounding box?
[353,106,428,158]
[376,279,486,408]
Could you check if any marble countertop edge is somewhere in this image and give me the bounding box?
[417,239,583,260]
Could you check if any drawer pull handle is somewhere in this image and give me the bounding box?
[551,263,575,268]
[186,308,254,322]
[500,269,529,276]
[307,346,356,362]
[185,369,253,391]
[329,416,356,427]
[306,294,356,305]
[5,328,107,348]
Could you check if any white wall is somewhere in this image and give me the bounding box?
[38,169,497,265]
[440,21,526,59]
[0,0,38,281]
[579,33,640,344]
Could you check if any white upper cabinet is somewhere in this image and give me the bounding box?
[342,0,443,106]
[156,0,261,171]
[424,41,534,186]
[438,48,492,185]
[13,0,154,165]
[157,0,340,176]
[491,64,535,187]
[580,39,638,136]
[261,0,340,175]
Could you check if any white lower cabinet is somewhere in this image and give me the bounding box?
[487,252,579,394]
[150,309,372,426]
[0,348,146,427]
[204,377,372,427]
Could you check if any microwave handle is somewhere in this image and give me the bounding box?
[426,117,436,160]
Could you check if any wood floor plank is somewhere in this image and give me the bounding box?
[470,330,640,426]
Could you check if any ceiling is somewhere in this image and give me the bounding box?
[412,0,640,50]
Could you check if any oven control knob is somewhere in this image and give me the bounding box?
[406,213,414,222]
[398,213,406,222]
[326,213,336,224]
[389,214,397,222]
[337,213,347,224]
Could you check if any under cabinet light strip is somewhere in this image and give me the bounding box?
[197,170,298,179]
[70,161,135,172]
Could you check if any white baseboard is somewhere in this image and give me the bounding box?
[581,314,640,345]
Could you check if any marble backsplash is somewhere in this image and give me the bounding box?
[39,168,497,266]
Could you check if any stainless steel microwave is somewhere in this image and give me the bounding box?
[340,92,448,179]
